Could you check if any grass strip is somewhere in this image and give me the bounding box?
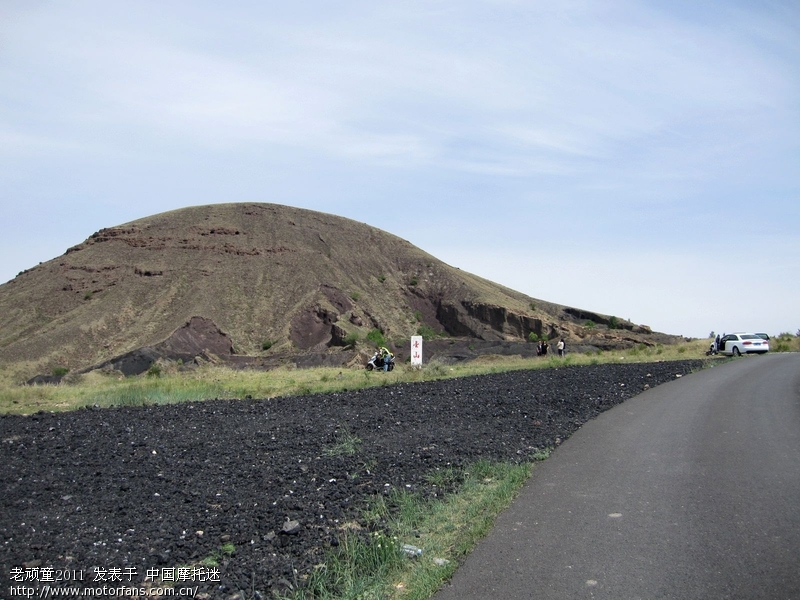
[281,459,534,600]
[1,338,739,414]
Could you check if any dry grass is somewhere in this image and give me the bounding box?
[0,338,737,415]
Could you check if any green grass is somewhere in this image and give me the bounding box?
[323,426,362,457]
[199,542,236,567]
[281,460,533,600]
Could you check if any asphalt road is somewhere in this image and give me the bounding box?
[434,354,800,600]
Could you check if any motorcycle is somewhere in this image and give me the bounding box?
[366,352,395,371]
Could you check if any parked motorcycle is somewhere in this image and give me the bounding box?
[366,352,395,371]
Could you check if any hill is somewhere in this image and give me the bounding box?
[0,203,677,381]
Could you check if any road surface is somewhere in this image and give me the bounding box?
[434,353,800,600]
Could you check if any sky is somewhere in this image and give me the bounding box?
[1,1,798,339]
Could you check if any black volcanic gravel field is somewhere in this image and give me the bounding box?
[1,360,705,598]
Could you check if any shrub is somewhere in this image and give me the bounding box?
[413,310,423,322]
[344,332,359,347]
[416,324,437,341]
[366,329,386,347]
[262,340,273,351]
[528,332,539,343]
[52,367,69,377]
[608,316,619,329]
[83,291,93,301]
[377,275,386,283]
[146,364,162,378]
[351,292,360,302]
[529,302,537,311]
[584,320,596,328]
[409,276,418,286]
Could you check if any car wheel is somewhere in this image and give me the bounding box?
[366,363,374,371]
[732,347,741,357]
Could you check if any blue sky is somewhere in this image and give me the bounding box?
[1,1,798,338]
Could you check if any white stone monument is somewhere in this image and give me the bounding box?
[410,335,423,366]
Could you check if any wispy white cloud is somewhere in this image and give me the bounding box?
[3,1,794,176]
[0,0,798,335]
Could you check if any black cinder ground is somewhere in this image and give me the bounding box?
[0,360,704,597]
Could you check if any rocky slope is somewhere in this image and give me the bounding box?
[1,203,678,383]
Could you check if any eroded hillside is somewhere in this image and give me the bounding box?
[0,203,676,381]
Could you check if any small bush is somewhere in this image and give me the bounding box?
[416,324,437,341]
[377,275,386,283]
[146,364,162,378]
[409,276,418,286]
[351,292,360,302]
[608,316,619,330]
[261,340,273,351]
[530,302,537,311]
[344,332,359,348]
[584,320,596,328]
[413,310,423,322]
[528,332,539,343]
[83,291,93,301]
[52,367,70,377]
[366,329,386,348]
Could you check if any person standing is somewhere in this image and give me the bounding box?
[557,339,565,357]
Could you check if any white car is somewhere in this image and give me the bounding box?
[718,333,770,356]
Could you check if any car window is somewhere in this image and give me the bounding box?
[741,335,759,340]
